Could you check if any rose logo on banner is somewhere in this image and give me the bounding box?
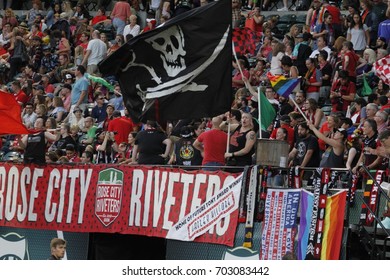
[95,168,124,227]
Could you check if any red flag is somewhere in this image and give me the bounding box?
[0,91,29,135]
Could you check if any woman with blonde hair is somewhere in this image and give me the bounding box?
[356,48,376,76]
[123,15,140,41]
[61,1,74,20]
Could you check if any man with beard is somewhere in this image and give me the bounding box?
[288,122,320,168]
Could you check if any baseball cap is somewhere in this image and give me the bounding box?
[107,103,115,109]
[65,74,73,80]
[45,93,54,99]
[33,84,44,91]
[336,128,348,139]
[73,107,83,113]
[146,18,157,25]
[180,126,193,138]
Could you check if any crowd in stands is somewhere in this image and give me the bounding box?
[0,0,389,187]
[231,0,390,183]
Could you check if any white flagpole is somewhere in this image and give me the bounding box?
[226,121,231,153]
[289,95,309,123]
[232,42,245,79]
[258,86,262,139]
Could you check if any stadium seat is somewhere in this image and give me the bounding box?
[296,14,306,24]
[278,14,297,24]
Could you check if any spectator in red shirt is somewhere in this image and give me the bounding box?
[193,116,227,171]
[108,111,134,145]
[65,144,81,162]
[11,80,28,106]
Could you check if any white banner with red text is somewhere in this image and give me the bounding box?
[0,163,240,246]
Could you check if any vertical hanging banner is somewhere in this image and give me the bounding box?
[321,190,347,260]
[0,163,239,246]
[260,188,301,260]
[305,168,330,260]
[297,189,314,260]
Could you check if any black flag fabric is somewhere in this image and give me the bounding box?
[99,0,232,123]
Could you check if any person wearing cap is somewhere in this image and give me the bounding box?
[168,125,203,167]
[307,120,347,168]
[292,32,312,76]
[141,18,157,33]
[70,106,85,131]
[40,44,59,76]
[111,0,132,35]
[81,30,107,75]
[374,36,388,51]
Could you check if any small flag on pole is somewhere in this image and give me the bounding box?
[267,72,300,98]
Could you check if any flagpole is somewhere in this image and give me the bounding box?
[226,121,231,153]
[289,95,309,123]
[232,42,245,78]
[258,86,262,139]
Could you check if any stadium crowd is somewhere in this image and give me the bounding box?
[0,0,389,188]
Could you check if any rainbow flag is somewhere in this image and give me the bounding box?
[320,190,347,260]
[267,72,300,98]
[297,189,313,260]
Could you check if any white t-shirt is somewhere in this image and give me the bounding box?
[270,52,284,75]
[123,24,141,40]
[86,39,107,66]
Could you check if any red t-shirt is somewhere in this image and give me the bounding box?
[91,15,108,26]
[197,129,227,165]
[14,90,28,105]
[108,117,134,144]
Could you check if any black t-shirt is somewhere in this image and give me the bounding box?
[24,131,46,164]
[320,63,333,87]
[135,129,167,165]
[294,134,320,167]
[174,138,202,166]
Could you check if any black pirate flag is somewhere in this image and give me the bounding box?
[99,0,232,123]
